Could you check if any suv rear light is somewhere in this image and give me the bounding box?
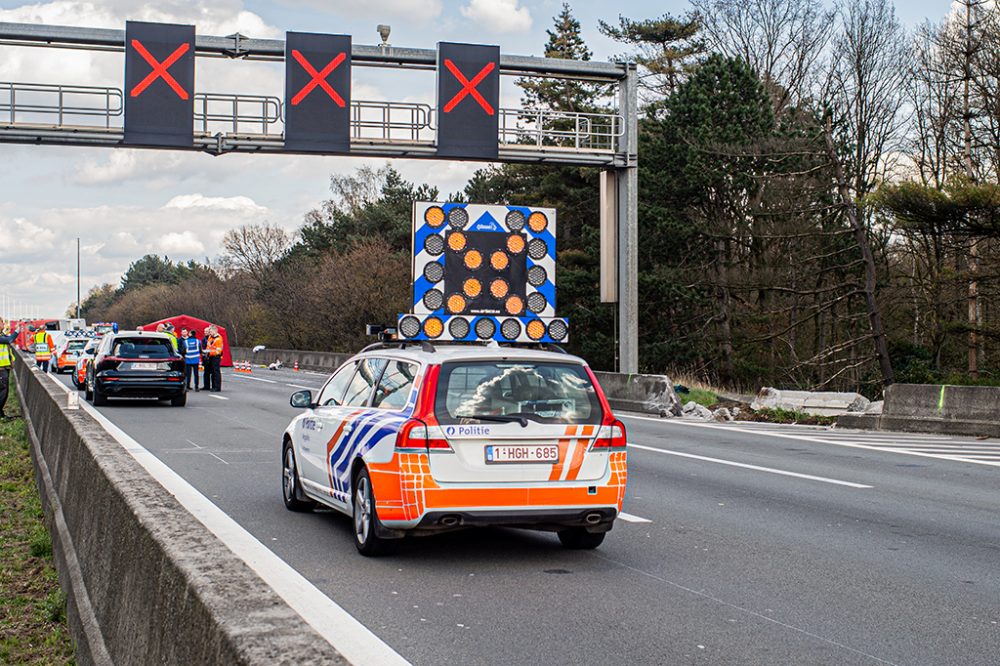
[396,419,453,452]
[591,418,626,449]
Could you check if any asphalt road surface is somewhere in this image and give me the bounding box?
[52,367,1000,665]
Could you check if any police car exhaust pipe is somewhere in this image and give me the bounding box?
[440,515,461,527]
[585,512,602,525]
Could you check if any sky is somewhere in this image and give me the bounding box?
[0,0,953,320]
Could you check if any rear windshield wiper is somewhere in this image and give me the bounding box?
[457,414,528,428]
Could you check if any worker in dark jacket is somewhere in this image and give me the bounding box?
[203,325,224,392]
[0,321,17,420]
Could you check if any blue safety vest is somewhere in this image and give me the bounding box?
[182,336,201,364]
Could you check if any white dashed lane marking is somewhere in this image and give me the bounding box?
[623,415,1000,469]
[628,442,873,488]
[618,512,652,523]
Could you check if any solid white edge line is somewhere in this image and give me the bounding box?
[620,415,1000,469]
[617,512,652,523]
[287,383,316,390]
[627,443,873,488]
[47,375,410,666]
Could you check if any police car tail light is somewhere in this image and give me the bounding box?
[396,419,452,452]
[396,419,427,451]
[397,364,451,452]
[591,419,626,449]
[424,425,452,451]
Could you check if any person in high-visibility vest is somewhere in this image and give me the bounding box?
[203,325,224,392]
[179,328,201,392]
[0,320,17,420]
[33,327,55,373]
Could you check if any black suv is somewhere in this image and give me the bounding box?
[85,332,186,406]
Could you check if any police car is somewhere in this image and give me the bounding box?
[281,342,627,556]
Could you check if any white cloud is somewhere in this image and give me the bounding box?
[282,0,443,25]
[0,1,283,91]
[163,193,266,212]
[69,151,141,186]
[0,1,281,36]
[157,231,206,255]
[459,0,531,33]
[0,192,291,315]
[0,218,58,258]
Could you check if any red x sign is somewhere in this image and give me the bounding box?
[130,39,190,100]
[443,58,495,115]
[290,50,347,107]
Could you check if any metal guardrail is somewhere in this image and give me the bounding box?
[0,81,122,127]
[351,100,432,143]
[0,80,623,157]
[499,107,622,152]
[194,93,279,136]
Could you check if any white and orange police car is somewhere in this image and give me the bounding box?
[281,342,627,556]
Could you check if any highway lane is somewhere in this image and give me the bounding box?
[51,368,1000,665]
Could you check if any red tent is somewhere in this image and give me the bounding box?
[138,315,233,367]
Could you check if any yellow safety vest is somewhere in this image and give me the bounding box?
[0,341,10,368]
[34,331,52,360]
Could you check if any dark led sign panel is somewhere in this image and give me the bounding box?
[284,32,352,152]
[436,42,499,160]
[124,21,195,147]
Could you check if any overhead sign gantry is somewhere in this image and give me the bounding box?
[0,20,639,372]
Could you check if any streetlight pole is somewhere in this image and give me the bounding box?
[76,237,81,320]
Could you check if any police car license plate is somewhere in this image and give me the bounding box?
[130,362,157,371]
[485,444,559,464]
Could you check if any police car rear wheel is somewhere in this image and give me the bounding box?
[557,528,605,549]
[353,467,392,556]
[282,443,314,512]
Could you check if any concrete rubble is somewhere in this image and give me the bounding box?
[682,401,714,420]
[711,407,735,422]
[751,387,870,417]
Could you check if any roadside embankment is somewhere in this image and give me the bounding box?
[12,353,347,665]
[838,383,1000,437]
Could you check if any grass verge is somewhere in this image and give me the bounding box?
[0,381,75,665]
[738,407,837,426]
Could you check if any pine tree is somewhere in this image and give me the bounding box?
[518,3,610,113]
[599,13,704,99]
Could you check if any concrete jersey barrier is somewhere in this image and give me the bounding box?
[591,371,682,417]
[838,383,1000,437]
[232,347,351,373]
[12,352,348,665]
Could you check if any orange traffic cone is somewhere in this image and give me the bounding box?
[246,362,252,374]
[293,360,299,372]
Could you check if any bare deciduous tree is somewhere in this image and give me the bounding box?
[691,0,834,112]
[221,223,292,283]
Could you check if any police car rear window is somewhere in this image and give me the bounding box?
[436,361,601,425]
[112,338,174,359]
